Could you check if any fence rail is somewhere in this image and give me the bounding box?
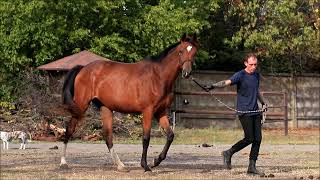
[171,91,289,135]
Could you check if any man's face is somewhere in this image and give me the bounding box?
[244,56,258,74]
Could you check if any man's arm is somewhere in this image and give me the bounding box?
[213,80,232,87]
[205,80,232,90]
[257,91,266,105]
[258,91,268,112]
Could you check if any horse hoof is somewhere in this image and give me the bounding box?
[144,166,152,172]
[144,169,152,173]
[117,166,129,172]
[151,158,161,168]
[150,160,155,168]
[150,159,157,168]
[59,164,70,170]
[144,170,157,176]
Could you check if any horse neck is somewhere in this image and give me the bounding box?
[159,52,181,89]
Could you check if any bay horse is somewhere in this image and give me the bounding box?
[60,33,198,172]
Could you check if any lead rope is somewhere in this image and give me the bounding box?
[190,76,266,124]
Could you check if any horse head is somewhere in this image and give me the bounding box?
[177,33,198,78]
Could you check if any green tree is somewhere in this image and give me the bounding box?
[1,0,319,102]
[223,0,320,73]
[0,0,220,101]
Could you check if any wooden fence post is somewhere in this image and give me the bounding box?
[290,75,298,128]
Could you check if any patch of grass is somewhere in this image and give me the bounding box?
[112,127,319,145]
[262,128,320,145]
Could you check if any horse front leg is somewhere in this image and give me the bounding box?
[141,109,153,172]
[100,106,128,172]
[151,113,174,168]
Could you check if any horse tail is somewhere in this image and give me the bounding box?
[62,65,84,117]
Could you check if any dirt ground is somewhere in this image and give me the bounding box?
[0,142,319,180]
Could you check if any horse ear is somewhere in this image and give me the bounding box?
[180,33,187,41]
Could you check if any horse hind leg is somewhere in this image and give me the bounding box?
[151,113,174,168]
[60,114,85,169]
[100,106,128,172]
[60,81,91,169]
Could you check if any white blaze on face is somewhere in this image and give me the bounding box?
[187,45,192,52]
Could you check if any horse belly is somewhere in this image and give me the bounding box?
[98,93,142,113]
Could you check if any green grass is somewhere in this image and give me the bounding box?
[60,127,319,145]
[112,127,320,145]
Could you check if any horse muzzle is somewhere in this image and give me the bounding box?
[182,70,191,79]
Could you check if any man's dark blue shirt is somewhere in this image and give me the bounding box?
[229,70,261,116]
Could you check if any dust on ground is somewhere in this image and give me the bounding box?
[1,143,319,180]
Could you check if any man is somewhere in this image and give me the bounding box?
[204,53,267,176]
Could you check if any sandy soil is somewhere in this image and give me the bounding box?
[0,142,319,180]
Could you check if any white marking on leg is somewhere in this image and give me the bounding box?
[61,156,67,165]
[109,147,125,168]
[60,143,67,165]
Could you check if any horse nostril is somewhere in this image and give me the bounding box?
[182,69,192,78]
[182,71,188,78]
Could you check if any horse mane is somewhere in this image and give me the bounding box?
[144,42,180,62]
[144,36,196,62]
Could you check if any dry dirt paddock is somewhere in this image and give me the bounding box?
[0,143,319,180]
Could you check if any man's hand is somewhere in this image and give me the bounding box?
[262,104,268,112]
[203,85,214,91]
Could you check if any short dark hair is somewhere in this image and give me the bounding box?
[243,53,257,63]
